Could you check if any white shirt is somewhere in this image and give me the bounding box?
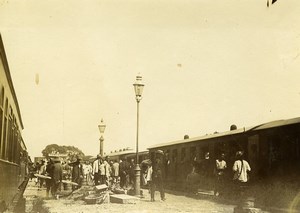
[146,166,153,182]
[92,159,101,174]
[233,160,251,182]
[216,159,227,170]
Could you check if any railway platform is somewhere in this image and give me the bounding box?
[21,180,236,213]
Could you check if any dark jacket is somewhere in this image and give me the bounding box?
[119,161,130,176]
[52,162,63,183]
[72,162,84,182]
[152,161,164,180]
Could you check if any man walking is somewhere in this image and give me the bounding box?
[233,151,251,197]
[150,153,166,202]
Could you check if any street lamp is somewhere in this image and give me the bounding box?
[133,75,144,196]
[98,118,106,157]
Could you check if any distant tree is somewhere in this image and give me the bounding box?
[41,144,85,161]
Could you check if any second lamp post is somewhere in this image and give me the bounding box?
[133,75,144,197]
[98,118,106,157]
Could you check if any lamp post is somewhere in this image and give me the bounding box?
[133,75,144,196]
[98,119,106,157]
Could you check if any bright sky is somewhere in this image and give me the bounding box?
[0,0,300,158]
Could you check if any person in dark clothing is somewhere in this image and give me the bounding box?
[119,158,130,189]
[201,152,213,177]
[38,160,46,189]
[214,153,227,196]
[129,158,135,186]
[150,155,166,202]
[71,157,84,190]
[92,155,102,185]
[45,159,54,197]
[50,158,63,199]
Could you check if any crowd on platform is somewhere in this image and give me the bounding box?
[29,155,142,199]
[29,150,251,202]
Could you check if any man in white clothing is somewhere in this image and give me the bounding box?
[233,151,251,183]
[92,155,101,185]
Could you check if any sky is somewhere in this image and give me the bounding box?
[0,0,300,158]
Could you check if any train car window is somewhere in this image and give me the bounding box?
[13,130,18,163]
[0,86,3,106]
[4,97,8,115]
[181,147,186,161]
[165,150,170,161]
[172,149,177,163]
[7,109,13,162]
[0,109,2,158]
[12,115,17,163]
[1,98,8,159]
[190,146,196,161]
[200,146,209,159]
[0,87,3,158]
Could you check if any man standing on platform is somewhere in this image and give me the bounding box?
[150,151,166,202]
[112,159,120,184]
[119,158,130,189]
[214,153,227,196]
[93,154,102,185]
[71,156,84,190]
[51,157,62,199]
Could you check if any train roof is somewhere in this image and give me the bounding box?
[107,149,136,157]
[249,117,300,131]
[107,149,148,157]
[0,34,24,129]
[148,117,300,149]
[148,126,254,149]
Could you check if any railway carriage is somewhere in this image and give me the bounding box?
[0,34,28,211]
[148,118,300,192]
[107,148,148,164]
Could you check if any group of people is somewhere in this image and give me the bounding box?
[32,156,86,198]
[92,154,136,189]
[200,151,251,197]
[31,150,250,201]
[34,157,64,199]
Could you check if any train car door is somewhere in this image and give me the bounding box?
[248,134,259,176]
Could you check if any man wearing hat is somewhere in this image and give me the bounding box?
[150,151,166,202]
[92,154,102,185]
[71,156,84,190]
[38,160,46,189]
[233,151,251,183]
[51,157,62,199]
[233,151,251,199]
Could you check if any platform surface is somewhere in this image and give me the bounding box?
[110,194,140,204]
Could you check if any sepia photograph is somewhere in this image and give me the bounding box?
[0,0,300,212]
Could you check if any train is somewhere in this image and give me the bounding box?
[107,148,148,164]
[106,117,300,209]
[105,117,300,188]
[0,34,29,212]
[147,117,300,209]
[147,118,300,186]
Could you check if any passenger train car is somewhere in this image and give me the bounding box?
[148,117,300,192]
[107,148,148,164]
[0,34,28,212]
